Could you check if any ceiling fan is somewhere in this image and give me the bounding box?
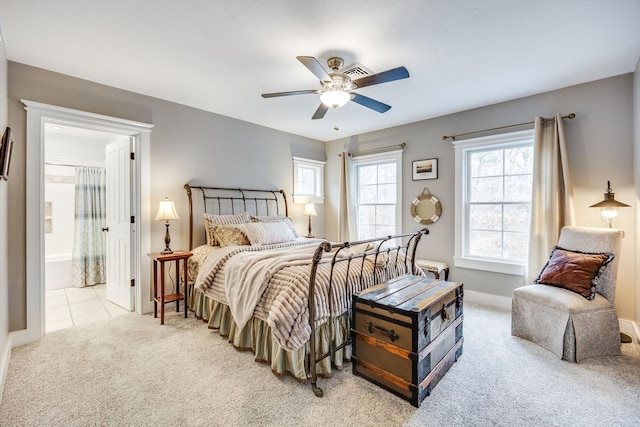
[261,56,410,120]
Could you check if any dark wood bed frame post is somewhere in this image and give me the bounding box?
[281,190,288,217]
[184,184,194,250]
[307,240,332,397]
[410,228,429,273]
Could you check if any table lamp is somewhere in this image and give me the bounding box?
[155,197,179,254]
[304,202,317,238]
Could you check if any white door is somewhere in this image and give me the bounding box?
[105,137,134,310]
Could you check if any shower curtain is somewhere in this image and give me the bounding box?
[71,166,107,287]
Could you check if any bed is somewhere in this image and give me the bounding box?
[184,184,429,396]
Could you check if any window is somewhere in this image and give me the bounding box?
[292,157,325,204]
[453,130,534,275]
[352,150,402,240]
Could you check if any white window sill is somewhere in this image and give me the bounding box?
[453,256,525,276]
[293,195,324,204]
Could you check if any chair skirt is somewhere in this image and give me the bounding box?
[511,284,621,362]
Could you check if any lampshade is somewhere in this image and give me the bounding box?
[304,202,317,217]
[320,88,351,108]
[589,181,629,227]
[155,197,179,222]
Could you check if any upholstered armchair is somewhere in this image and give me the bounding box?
[511,226,624,362]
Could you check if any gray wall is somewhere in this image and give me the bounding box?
[0,34,9,384]
[7,62,325,331]
[634,58,640,329]
[325,74,637,323]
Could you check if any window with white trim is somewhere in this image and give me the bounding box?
[453,130,534,275]
[292,157,325,204]
[352,150,402,240]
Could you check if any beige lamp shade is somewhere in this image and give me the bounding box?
[304,202,317,217]
[155,197,179,222]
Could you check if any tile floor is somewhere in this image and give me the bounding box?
[45,284,130,333]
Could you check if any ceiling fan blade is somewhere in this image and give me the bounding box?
[352,66,410,89]
[311,104,329,120]
[262,89,319,98]
[297,56,331,81]
[351,93,392,113]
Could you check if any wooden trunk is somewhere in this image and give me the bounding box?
[351,275,463,407]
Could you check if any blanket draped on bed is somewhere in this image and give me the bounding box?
[194,239,413,352]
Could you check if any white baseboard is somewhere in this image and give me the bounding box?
[464,290,512,311]
[619,319,639,344]
[0,336,12,404]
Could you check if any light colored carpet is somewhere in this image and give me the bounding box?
[1,302,639,426]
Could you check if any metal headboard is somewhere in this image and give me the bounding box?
[184,184,289,250]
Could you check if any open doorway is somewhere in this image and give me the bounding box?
[43,124,130,332]
[19,100,152,347]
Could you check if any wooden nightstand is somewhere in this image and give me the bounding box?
[148,251,193,325]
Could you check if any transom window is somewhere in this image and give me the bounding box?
[352,150,402,240]
[292,157,325,204]
[453,130,534,275]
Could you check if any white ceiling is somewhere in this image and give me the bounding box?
[0,1,638,142]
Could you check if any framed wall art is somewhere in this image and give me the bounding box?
[412,158,438,180]
[0,127,14,181]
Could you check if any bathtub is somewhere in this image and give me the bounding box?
[45,253,72,290]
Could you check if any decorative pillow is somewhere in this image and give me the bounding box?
[238,221,296,245]
[186,244,218,284]
[534,246,614,300]
[203,212,251,245]
[211,224,250,247]
[251,215,301,238]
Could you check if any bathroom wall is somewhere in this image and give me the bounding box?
[44,165,75,290]
[43,129,108,290]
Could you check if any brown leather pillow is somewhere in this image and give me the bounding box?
[534,246,614,300]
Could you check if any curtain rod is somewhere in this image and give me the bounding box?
[339,142,406,157]
[442,113,576,141]
[45,161,104,168]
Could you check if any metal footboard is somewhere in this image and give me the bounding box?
[306,228,429,397]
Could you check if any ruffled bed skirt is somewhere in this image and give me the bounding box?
[190,288,351,381]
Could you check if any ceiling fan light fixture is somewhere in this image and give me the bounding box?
[320,88,351,109]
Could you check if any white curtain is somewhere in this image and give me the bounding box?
[338,152,355,241]
[71,167,107,287]
[526,113,576,283]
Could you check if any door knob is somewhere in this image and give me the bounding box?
[102,227,109,232]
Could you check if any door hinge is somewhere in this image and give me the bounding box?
[130,152,135,160]
[130,279,135,287]
[131,216,135,224]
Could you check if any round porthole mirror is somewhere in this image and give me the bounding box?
[411,188,442,225]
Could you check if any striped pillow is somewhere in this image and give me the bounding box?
[203,212,251,246]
